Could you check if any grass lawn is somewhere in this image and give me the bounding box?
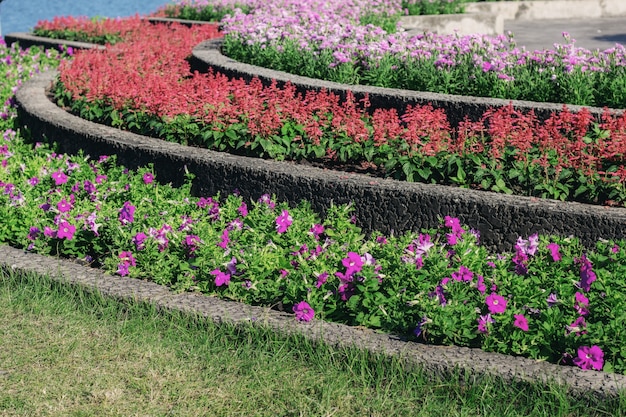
[0,265,624,416]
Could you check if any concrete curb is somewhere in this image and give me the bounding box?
[3,32,105,52]
[15,70,626,252]
[189,38,624,130]
[2,244,625,399]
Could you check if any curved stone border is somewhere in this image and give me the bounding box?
[15,70,626,251]
[2,244,625,398]
[4,32,105,51]
[190,39,624,129]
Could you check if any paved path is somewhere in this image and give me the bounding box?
[505,17,626,51]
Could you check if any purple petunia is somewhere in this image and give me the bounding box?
[133,232,147,251]
[577,254,596,292]
[118,201,135,225]
[315,271,328,288]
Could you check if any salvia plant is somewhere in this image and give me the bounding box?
[49,20,626,207]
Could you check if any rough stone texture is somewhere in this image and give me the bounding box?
[189,39,626,130]
[15,70,626,252]
[4,32,104,51]
[1,244,625,398]
[399,12,503,36]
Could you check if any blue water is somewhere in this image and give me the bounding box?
[0,0,173,36]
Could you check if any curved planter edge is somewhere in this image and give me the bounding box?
[14,70,626,251]
[189,38,625,129]
[2,239,625,399]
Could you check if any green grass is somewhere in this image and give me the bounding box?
[0,265,624,416]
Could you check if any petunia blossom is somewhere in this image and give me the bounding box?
[513,314,529,331]
[293,301,315,322]
[143,172,154,184]
[118,201,136,225]
[546,242,561,261]
[573,345,604,371]
[57,220,76,240]
[577,254,596,292]
[210,269,231,287]
[485,293,507,314]
[51,170,68,185]
[275,209,293,234]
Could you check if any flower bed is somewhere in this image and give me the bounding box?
[5,41,626,376]
[50,20,626,208]
[32,15,146,45]
[215,0,626,108]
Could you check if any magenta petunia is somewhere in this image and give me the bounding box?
[57,198,73,213]
[342,251,364,277]
[275,209,293,234]
[57,221,76,240]
[293,301,315,322]
[143,172,154,184]
[118,251,136,267]
[51,170,68,185]
[485,293,507,314]
[217,229,230,249]
[573,345,604,371]
[513,314,529,331]
[309,223,325,239]
[210,269,231,287]
[475,275,486,294]
[237,202,248,217]
[451,265,473,282]
[546,242,561,261]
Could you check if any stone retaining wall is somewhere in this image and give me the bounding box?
[15,71,626,252]
[189,39,624,130]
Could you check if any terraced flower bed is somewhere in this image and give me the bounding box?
[6,39,626,377]
[7,3,626,382]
